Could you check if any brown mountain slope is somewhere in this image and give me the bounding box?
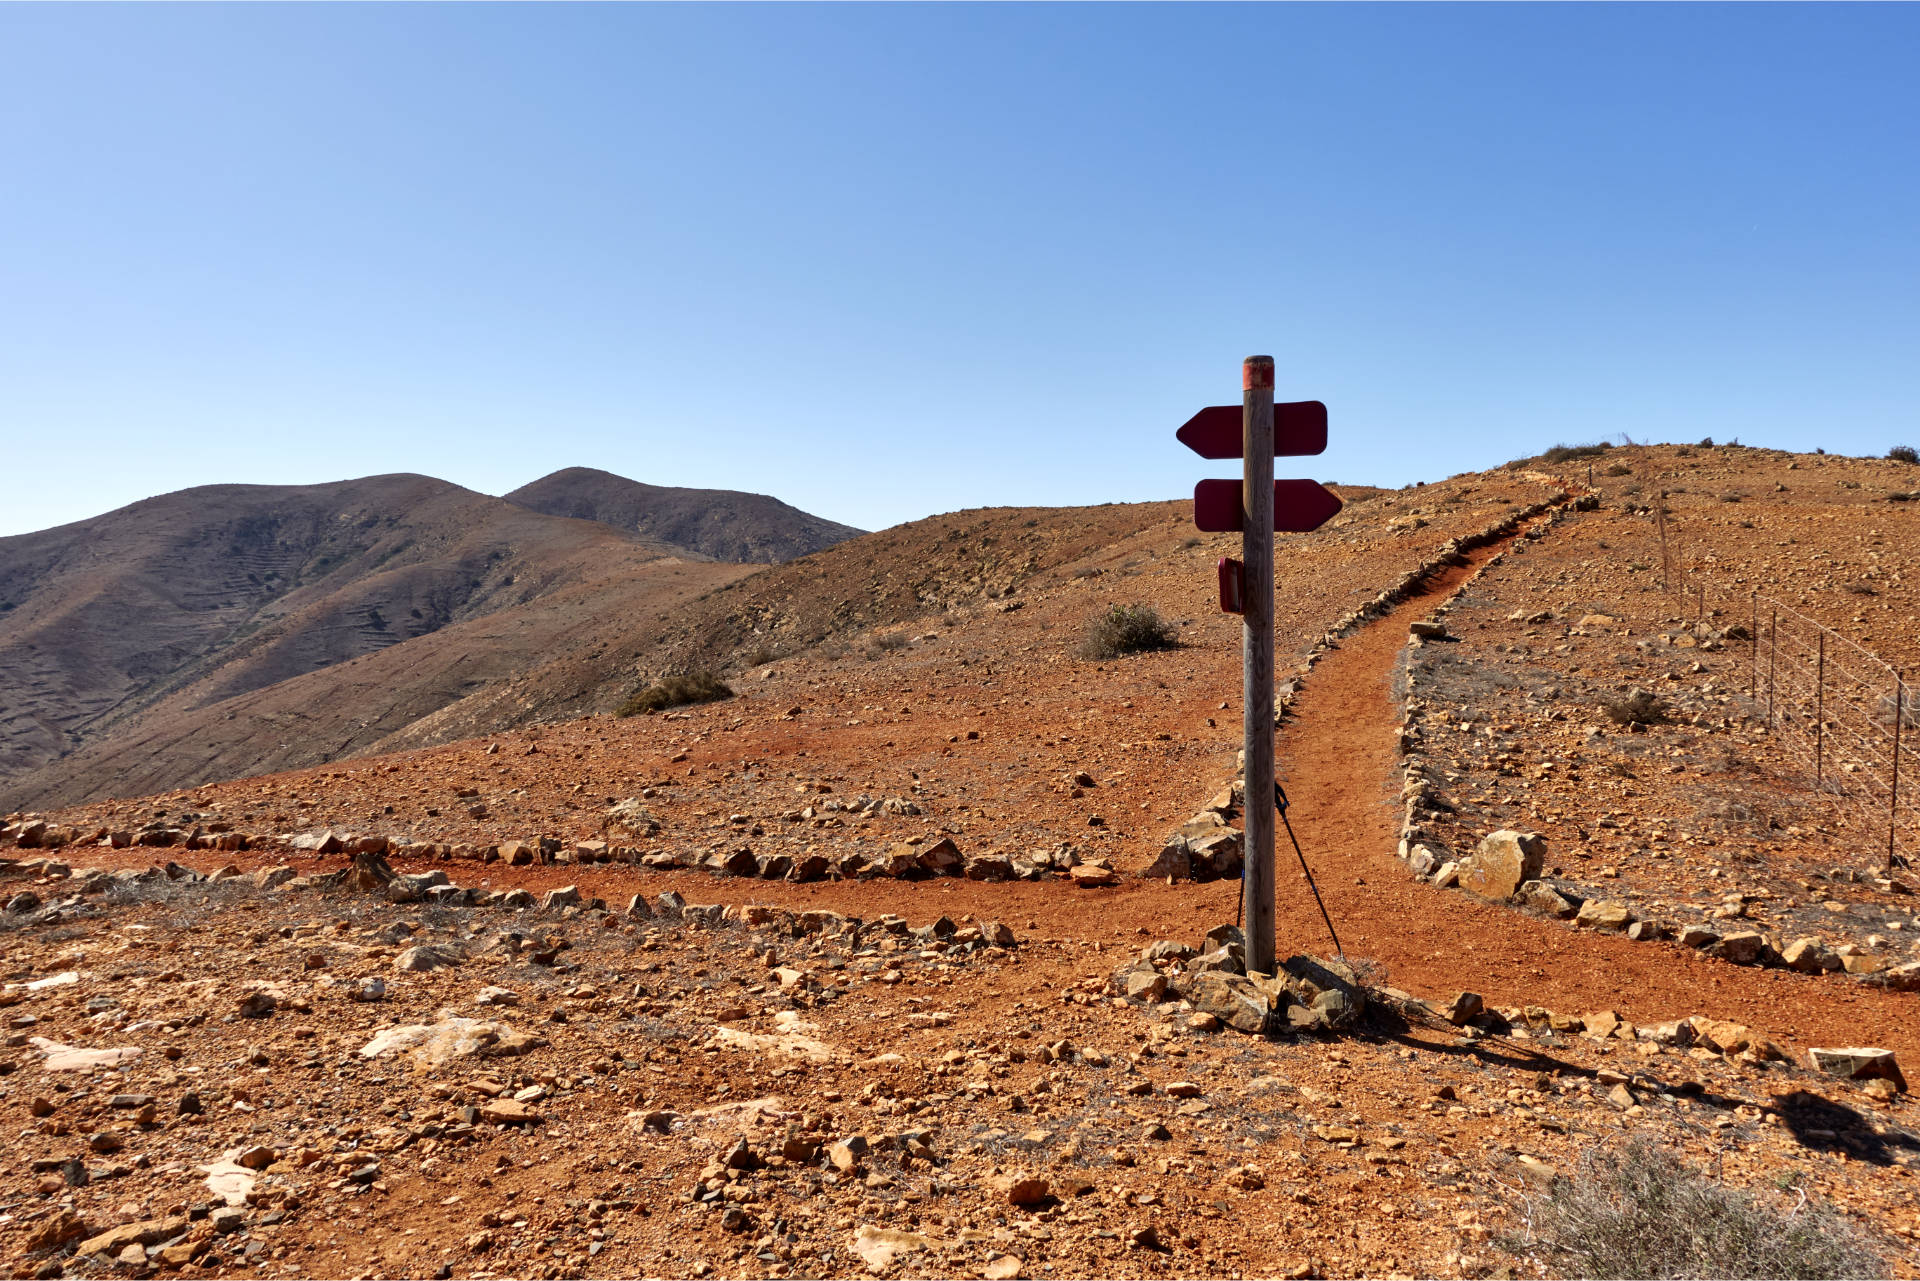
[505,466,864,564]
[0,475,709,805]
[1,469,1541,809]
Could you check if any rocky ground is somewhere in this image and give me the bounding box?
[0,859,1915,1281]
[4,447,1920,1278]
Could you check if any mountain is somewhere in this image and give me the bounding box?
[505,467,863,564]
[0,474,744,807]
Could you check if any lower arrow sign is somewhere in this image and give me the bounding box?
[1193,479,1343,534]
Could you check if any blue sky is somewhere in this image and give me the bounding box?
[2,4,1915,537]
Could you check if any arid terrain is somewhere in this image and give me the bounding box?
[4,442,1920,1280]
[0,470,863,813]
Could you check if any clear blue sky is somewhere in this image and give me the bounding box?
[3,4,1915,538]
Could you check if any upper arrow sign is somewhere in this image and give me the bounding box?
[1193,478,1345,534]
[1176,400,1328,460]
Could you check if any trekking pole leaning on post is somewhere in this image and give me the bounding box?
[1276,781,1344,960]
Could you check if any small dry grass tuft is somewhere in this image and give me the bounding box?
[1600,689,1666,726]
[1081,603,1177,660]
[1502,1138,1885,1279]
[617,672,733,717]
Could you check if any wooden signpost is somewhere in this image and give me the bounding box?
[1177,357,1338,976]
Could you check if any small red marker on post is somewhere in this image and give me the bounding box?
[1176,357,1338,976]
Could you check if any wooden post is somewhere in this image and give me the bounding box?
[1241,354,1277,976]
[1655,492,1672,595]
[1815,630,1826,787]
[1893,674,1905,869]
[1768,609,1778,729]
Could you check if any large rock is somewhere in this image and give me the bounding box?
[1518,880,1580,919]
[604,798,661,838]
[1574,900,1633,931]
[1141,840,1191,881]
[1190,830,1244,879]
[76,1217,188,1259]
[359,1016,547,1069]
[786,853,830,882]
[1456,830,1544,899]
[1709,931,1769,965]
[916,836,963,876]
[251,865,296,890]
[964,855,1014,882]
[1809,1046,1906,1092]
[1183,971,1271,1033]
[1278,955,1366,1031]
[989,1173,1050,1206]
[1782,937,1841,973]
[1688,1017,1751,1055]
[395,945,462,973]
[879,844,921,877]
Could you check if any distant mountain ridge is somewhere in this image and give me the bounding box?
[505,467,863,564]
[0,465,859,808]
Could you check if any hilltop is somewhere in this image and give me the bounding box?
[505,468,864,565]
[0,468,858,811]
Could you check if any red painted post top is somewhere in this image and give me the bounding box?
[1244,355,1274,392]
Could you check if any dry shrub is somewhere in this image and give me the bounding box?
[1502,1138,1885,1279]
[1081,603,1177,660]
[617,672,733,717]
[1600,689,1666,726]
[1540,442,1611,464]
[1604,463,1632,477]
[1890,444,1918,465]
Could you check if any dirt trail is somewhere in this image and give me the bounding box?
[1267,536,1920,1066]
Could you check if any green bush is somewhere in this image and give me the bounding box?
[617,672,733,717]
[1082,604,1177,660]
[1502,1138,1884,1279]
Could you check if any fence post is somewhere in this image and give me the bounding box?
[1894,673,1906,869]
[1656,492,1672,595]
[1815,630,1826,788]
[1768,609,1778,729]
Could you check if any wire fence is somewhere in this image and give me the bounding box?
[1684,584,1914,868]
[1617,484,1916,868]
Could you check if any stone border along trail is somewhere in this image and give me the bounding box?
[1261,501,1920,1067]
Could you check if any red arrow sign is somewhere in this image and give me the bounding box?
[1176,401,1328,460]
[1193,479,1344,534]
